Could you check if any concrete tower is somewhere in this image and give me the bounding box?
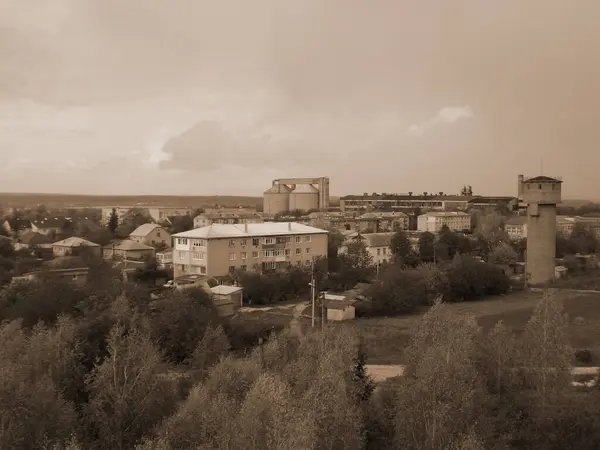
[522,175,562,285]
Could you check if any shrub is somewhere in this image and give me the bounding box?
[446,255,510,301]
[365,264,429,315]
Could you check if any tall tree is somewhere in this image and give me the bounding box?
[568,223,597,254]
[107,208,119,235]
[390,229,411,263]
[488,242,518,266]
[418,231,436,262]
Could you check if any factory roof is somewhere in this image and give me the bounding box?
[264,184,292,194]
[173,222,328,239]
[341,194,471,201]
[523,176,562,183]
[420,211,470,217]
[291,184,319,193]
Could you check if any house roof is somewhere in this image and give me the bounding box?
[211,285,243,295]
[505,216,527,225]
[173,222,328,239]
[523,175,562,183]
[129,223,162,237]
[19,230,53,245]
[53,237,100,247]
[323,298,355,310]
[109,240,155,251]
[362,232,395,247]
[32,217,72,228]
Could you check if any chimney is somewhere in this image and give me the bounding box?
[517,174,524,198]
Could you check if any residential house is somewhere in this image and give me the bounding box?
[340,232,395,265]
[129,223,171,248]
[193,212,264,228]
[156,250,173,269]
[504,216,528,240]
[2,217,31,236]
[31,217,72,236]
[52,237,101,257]
[356,212,409,231]
[12,267,89,287]
[103,240,156,261]
[211,284,244,311]
[172,222,328,278]
[14,231,53,250]
[417,212,471,233]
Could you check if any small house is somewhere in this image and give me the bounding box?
[322,294,356,322]
[103,240,155,261]
[52,237,101,257]
[129,223,171,248]
[15,230,54,250]
[156,250,173,269]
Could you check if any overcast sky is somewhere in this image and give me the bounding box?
[1,0,598,199]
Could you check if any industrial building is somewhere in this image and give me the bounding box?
[521,175,562,285]
[263,177,330,215]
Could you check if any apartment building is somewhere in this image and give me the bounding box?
[417,212,471,233]
[556,216,575,237]
[193,212,263,228]
[504,216,527,240]
[172,222,328,278]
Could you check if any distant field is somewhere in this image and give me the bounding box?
[0,193,263,209]
[342,290,600,365]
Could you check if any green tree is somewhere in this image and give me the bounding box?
[390,229,411,263]
[107,208,119,235]
[488,242,518,266]
[418,231,435,262]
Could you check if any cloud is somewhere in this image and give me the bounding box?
[408,106,474,137]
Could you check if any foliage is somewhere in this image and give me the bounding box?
[107,208,119,235]
[556,234,579,258]
[568,223,598,254]
[365,264,430,315]
[390,230,411,262]
[489,243,518,266]
[418,231,435,262]
[446,255,510,301]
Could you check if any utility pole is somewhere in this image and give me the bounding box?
[311,257,315,328]
[321,292,325,332]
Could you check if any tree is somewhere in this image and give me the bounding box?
[107,208,119,235]
[418,231,435,262]
[84,323,178,450]
[365,265,430,315]
[568,223,597,254]
[520,289,572,408]
[188,324,231,376]
[446,255,510,301]
[390,230,412,263]
[488,242,518,266]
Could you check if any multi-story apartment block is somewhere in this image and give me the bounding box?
[417,212,471,233]
[193,212,263,229]
[101,206,191,224]
[171,222,328,278]
[556,216,575,237]
[340,194,471,212]
[504,216,528,240]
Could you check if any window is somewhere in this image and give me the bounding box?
[264,250,275,257]
[177,238,188,245]
[229,240,236,247]
[228,266,236,273]
[241,239,247,246]
[377,248,381,255]
[264,237,275,245]
[305,248,311,254]
[252,238,260,246]
[252,251,259,258]
[229,253,236,261]
[295,236,302,243]
[296,248,302,255]
[192,252,205,260]
[285,249,291,256]
[200,266,207,274]
[177,251,185,259]
[192,239,206,248]
[241,252,247,260]
[241,265,247,271]
[304,235,311,242]
[156,231,161,237]
[383,248,387,255]
[275,249,285,256]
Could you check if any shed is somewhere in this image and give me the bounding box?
[322,294,356,322]
[555,265,568,279]
[211,284,244,309]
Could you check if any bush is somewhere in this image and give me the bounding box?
[575,349,593,365]
[446,255,510,301]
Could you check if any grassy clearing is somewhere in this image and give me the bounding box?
[349,290,600,365]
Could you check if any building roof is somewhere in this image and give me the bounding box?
[523,175,562,183]
[32,217,72,228]
[420,211,470,217]
[323,298,355,310]
[468,196,517,204]
[211,285,243,295]
[108,240,155,251]
[129,223,162,237]
[173,222,328,239]
[53,237,100,247]
[505,216,527,225]
[19,230,53,245]
[264,184,292,194]
[341,194,471,201]
[362,232,394,247]
[195,212,262,220]
[358,212,409,219]
[291,184,319,193]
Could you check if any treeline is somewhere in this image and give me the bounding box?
[1,283,598,449]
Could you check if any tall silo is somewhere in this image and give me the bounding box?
[263,184,291,215]
[289,184,320,212]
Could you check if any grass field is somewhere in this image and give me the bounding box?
[345,290,600,365]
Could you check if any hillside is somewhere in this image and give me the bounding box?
[0,193,263,209]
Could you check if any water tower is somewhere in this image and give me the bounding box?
[522,175,562,285]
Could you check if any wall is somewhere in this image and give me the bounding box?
[327,306,355,321]
[131,227,171,248]
[526,204,557,285]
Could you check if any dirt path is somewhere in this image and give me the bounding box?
[289,302,309,334]
[366,364,600,383]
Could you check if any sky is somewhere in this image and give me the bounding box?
[0,0,598,199]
